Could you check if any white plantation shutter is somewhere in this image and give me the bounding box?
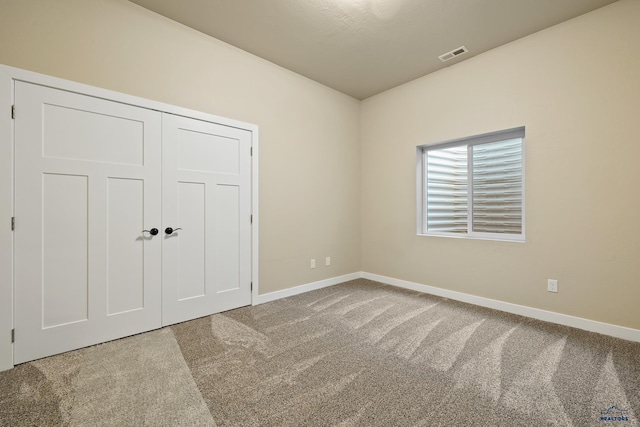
[472,138,522,234]
[419,127,524,240]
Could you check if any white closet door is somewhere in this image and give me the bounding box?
[14,82,162,364]
[162,114,252,326]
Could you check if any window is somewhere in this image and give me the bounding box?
[416,127,525,241]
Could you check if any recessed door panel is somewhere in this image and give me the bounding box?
[178,129,239,174]
[42,173,89,328]
[215,184,240,293]
[107,178,144,315]
[43,103,144,165]
[177,181,206,300]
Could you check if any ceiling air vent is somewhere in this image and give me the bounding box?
[438,46,469,62]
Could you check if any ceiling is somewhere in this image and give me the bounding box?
[129,0,619,100]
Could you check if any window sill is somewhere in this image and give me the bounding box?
[417,232,525,243]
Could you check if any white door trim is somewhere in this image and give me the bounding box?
[0,64,260,371]
[0,67,14,372]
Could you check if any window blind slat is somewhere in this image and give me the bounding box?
[426,146,467,233]
[472,139,522,234]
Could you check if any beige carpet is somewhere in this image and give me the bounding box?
[1,279,639,426]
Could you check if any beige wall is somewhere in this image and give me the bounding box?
[361,0,640,330]
[0,0,361,294]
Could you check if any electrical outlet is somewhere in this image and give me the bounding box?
[310,259,316,269]
[547,279,558,293]
[326,257,331,266]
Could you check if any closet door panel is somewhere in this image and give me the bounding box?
[14,82,162,364]
[162,114,252,326]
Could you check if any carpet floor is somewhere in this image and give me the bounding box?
[1,279,639,426]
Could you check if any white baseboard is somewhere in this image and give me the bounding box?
[362,272,640,343]
[253,272,362,305]
[252,271,640,343]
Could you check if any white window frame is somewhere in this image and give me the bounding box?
[416,126,525,242]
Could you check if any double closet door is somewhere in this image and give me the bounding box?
[14,82,252,364]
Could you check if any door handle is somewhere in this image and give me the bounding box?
[142,228,159,236]
[165,227,182,235]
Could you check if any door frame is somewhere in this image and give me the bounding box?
[0,64,260,371]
